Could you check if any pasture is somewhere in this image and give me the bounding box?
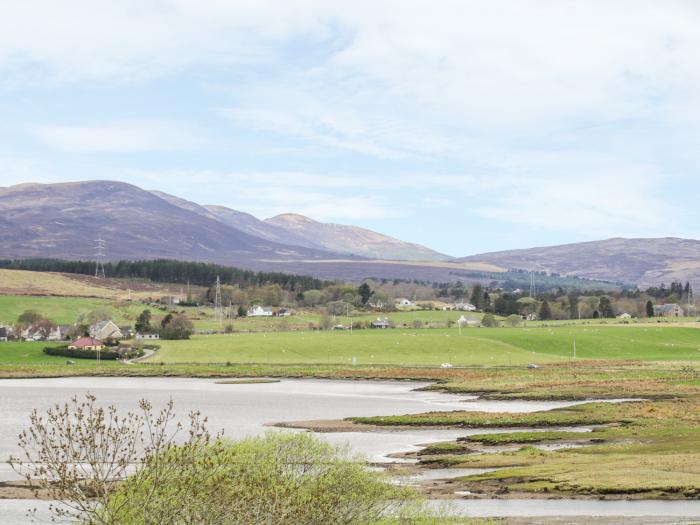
[148,325,700,366]
[0,295,146,326]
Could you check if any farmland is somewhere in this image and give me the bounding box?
[147,326,700,366]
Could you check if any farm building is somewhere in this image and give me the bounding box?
[68,337,105,351]
[654,304,684,317]
[616,313,632,319]
[247,305,273,317]
[90,320,124,340]
[395,298,416,307]
[371,317,391,329]
[455,302,477,311]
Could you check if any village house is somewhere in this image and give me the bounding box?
[371,317,391,329]
[247,305,273,317]
[395,298,416,307]
[653,304,684,317]
[89,320,124,340]
[21,325,64,342]
[616,312,633,319]
[68,337,105,351]
[455,302,477,311]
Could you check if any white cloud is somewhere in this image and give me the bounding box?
[1,1,699,242]
[29,120,204,153]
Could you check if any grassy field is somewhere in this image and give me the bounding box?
[145,325,700,366]
[0,295,147,325]
[0,269,203,300]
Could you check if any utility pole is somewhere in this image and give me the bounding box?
[94,237,106,279]
[688,281,696,318]
[214,276,223,328]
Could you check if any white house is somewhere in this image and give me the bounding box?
[395,298,416,307]
[616,313,632,319]
[90,320,124,341]
[247,305,273,317]
[21,325,63,341]
[455,302,477,312]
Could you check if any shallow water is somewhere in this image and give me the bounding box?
[0,377,648,522]
[0,376,612,466]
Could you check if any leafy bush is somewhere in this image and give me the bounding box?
[12,394,438,524]
[110,432,431,524]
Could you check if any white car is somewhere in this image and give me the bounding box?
[441,363,453,368]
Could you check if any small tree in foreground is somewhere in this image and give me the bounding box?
[10,395,218,525]
[11,397,438,525]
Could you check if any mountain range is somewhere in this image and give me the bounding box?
[1,180,698,287]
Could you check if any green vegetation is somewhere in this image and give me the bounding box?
[147,325,700,366]
[0,295,144,326]
[461,430,597,445]
[351,402,628,428]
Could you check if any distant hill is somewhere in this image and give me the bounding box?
[0,181,333,264]
[0,181,492,282]
[152,191,449,262]
[264,213,450,261]
[460,238,700,287]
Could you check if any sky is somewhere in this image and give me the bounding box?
[1,1,699,257]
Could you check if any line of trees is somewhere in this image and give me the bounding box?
[0,258,331,291]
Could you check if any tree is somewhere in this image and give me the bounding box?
[538,300,552,320]
[16,310,44,328]
[13,397,434,525]
[326,301,351,316]
[593,310,600,319]
[135,309,152,334]
[481,313,498,327]
[598,296,615,318]
[470,284,484,309]
[160,313,173,328]
[33,318,57,340]
[505,314,522,327]
[646,300,655,318]
[160,314,193,340]
[302,289,323,307]
[358,283,372,305]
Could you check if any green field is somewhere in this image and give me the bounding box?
[145,325,700,366]
[0,295,146,326]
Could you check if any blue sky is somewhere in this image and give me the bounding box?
[1,1,699,257]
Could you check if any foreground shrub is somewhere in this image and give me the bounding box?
[111,432,430,525]
[12,396,439,525]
